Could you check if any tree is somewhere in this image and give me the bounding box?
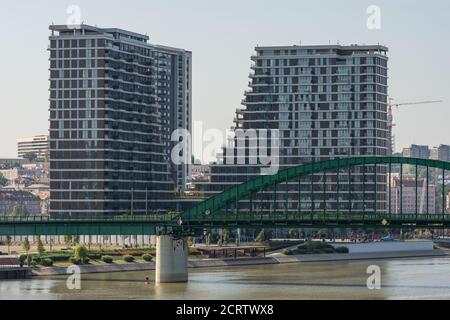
[255,229,265,242]
[6,236,12,255]
[217,239,223,247]
[23,152,37,162]
[0,173,7,186]
[206,233,212,246]
[288,229,295,239]
[64,235,73,245]
[235,237,240,247]
[23,152,38,162]
[23,238,30,264]
[37,237,45,256]
[223,229,229,245]
[74,245,88,262]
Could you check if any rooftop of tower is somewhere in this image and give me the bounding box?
[254,44,388,54]
[49,24,149,43]
[49,24,192,54]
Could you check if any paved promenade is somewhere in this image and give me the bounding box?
[31,249,447,276]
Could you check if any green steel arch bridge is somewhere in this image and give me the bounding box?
[1,156,449,236]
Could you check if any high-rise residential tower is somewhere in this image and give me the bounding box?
[48,24,191,216]
[195,44,389,214]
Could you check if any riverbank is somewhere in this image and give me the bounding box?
[31,248,448,276]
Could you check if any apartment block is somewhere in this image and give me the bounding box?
[195,44,389,213]
[48,24,191,216]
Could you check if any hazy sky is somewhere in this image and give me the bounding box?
[0,0,449,159]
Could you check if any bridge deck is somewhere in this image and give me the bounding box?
[0,213,448,235]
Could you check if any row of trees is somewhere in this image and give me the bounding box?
[1,235,79,256]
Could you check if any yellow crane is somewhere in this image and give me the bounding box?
[387,98,443,154]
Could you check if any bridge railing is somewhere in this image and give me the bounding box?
[0,213,179,223]
[181,211,450,226]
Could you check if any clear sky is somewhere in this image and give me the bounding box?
[0,0,449,160]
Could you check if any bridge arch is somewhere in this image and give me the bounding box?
[182,156,450,221]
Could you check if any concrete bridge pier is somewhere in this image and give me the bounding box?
[155,235,188,283]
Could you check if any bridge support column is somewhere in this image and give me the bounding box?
[155,235,188,283]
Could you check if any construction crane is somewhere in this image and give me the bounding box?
[387,98,443,154]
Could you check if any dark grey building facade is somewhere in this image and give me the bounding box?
[48,24,191,216]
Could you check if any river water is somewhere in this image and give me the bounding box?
[1,257,449,300]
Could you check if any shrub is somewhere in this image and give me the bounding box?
[321,247,335,254]
[41,258,53,266]
[142,254,152,262]
[294,248,308,254]
[334,247,349,254]
[123,255,134,262]
[282,248,293,255]
[70,257,81,265]
[74,245,88,260]
[306,241,334,250]
[33,256,42,264]
[43,254,72,262]
[82,257,90,264]
[87,254,102,260]
[19,254,27,263]
[101,255,113,263]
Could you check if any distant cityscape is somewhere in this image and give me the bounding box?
[0,24,449,218]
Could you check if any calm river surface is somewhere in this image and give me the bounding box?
[1,257,450,300]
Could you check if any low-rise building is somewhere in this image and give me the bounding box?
[0,158,29,169]
[0,190,41,215]
[190,164,211,182]
[389,174,436,214]
[0,167,26,182]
